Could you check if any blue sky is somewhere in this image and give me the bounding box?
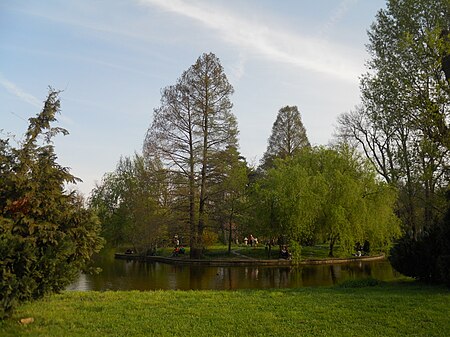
[1,0,386,196]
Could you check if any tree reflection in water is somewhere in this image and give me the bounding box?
[68,259,402,291]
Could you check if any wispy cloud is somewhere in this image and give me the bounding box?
[138,0,364,82]
[228,53,247,83]
[0,73,41,107]
[319,0,359,38]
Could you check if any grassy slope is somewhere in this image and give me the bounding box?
[1,281,449,337]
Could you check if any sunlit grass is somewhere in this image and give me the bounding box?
[1,281,449,336]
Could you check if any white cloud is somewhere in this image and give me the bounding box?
[228,53,247,83]
[0,73,41,107]
[319,0,359,38]
[138,0,364,83]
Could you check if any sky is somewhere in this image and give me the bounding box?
[1,0,386,197]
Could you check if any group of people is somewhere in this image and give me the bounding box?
[172,234,185,257]
[243,234,258,247]
[280,245,292,260]
[353,241,370,257]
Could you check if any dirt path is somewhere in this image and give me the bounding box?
[230,249,256,260]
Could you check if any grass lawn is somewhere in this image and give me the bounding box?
[1,281,449,336]
[156,243,351,260]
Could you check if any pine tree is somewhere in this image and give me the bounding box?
[0,89,103,319]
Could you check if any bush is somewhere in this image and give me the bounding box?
[389,231,440,282]
[289,240,302,263]
[0,90,103,319]
[202,230,219,248]
[389,190,450,285]
[437,255,450,286]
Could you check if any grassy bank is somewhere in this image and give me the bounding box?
[156,243,353,260]
[1,281,449,336]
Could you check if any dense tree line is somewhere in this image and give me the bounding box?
[93,0,450,280]
[91,52,402,262]
[89,155,169,254]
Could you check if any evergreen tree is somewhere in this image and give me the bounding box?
[260,105,310,171]
[0,89,103,319]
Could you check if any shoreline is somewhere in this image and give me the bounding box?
[114,253,386,267]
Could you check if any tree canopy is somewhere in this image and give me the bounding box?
[251,146,401,257]
[338,0,450,238]
[89,154,168,254]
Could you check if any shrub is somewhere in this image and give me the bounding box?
[289,240,302,263]
[389,190,450,285]
[389,231,440,282]
[0,90,103,319]
[202,230,219,248]
[437,255,450,286]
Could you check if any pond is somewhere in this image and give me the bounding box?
[68,254,403,291]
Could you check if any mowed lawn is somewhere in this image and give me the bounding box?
[1,281,449,337]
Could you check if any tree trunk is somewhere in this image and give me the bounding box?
[228,220,232,254]
[328,237,336,257]
[188,103,198,259]
[196,82,209,258]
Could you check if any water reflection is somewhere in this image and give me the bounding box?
[68,257,402,291]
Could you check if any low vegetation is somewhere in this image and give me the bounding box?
[1,281,449,337]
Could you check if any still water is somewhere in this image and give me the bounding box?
[68,254,402,291]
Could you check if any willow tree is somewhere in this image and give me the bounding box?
[89,154,169,254]
[252,146,400,258]
[338,0,450,238]
[144,53,238,258]
[260,105,310,171]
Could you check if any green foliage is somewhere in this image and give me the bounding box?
[289,239,302,263]
[0,90,103,319]
[89,155,168,254]
[201,230,219,249]
[338,0,450,237]
[250,146,401,256]
[208,145,249,249]
[390,230,440,282]
[390,190,450,285]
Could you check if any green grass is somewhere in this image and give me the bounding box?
[207,244,350,260]
[137,243,359,261]
[1,281,449,336]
